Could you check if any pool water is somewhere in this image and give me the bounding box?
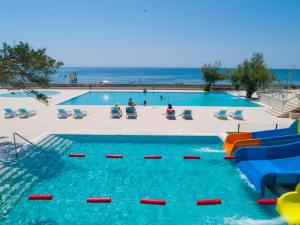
[58,91,260,107]
[1,135,281,225]
[0,91,60,98]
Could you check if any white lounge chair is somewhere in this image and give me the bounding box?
[126,107,137,119]
[18,108,36,118]
[181,109,192,120]
[4,108,17,118]
[214,110,227,120]
[110,107,122,118]
[229,110,243,120]
[165,109,176,120]
[73,109,87,119]
[57,109,72,119]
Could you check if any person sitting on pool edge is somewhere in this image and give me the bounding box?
[128,98,136,107]
[166,104,175,113]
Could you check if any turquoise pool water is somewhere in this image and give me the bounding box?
[1,135,281,225]
[58,91,260,107]
[0,91,60,98]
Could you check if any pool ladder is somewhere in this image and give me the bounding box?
[13,132,39,159]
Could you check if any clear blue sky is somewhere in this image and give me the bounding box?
[1,0,299,68]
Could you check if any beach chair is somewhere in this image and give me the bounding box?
[214,110,227,120]
[229,110,243,120]
[110,107,122,118]
[181,109,192,120]
[18,108,36,118]
[73,109,87,119]
[165,109,176,120]
[57,109,72,119]
[3,108,16,118]
[126,107,137,119]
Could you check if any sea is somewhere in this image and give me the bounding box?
[52,67,300,85]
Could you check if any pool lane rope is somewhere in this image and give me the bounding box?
[28,196,277,206]
[183,155,201,159]
[223,156,235,160]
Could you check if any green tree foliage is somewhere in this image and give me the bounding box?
[230,53,275,98]
[0,42,63,103]
[200,62,224,91]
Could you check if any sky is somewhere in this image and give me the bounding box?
[0,0,299,68]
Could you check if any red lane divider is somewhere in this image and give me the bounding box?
[256,199,277,205]
[140,198,166,205]
[144,155,162,159]
[68,153,85,157]
[87,197,112,203]
[224,156,235,160]
[106,154,123,158]
[183,156,201,159]
[28,194,53,200]
[196,199,222,205]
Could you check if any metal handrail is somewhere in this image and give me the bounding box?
[281,95,300,114]
[13,132,39,159]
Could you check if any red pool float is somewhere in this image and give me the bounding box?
[256,199,277,205]
[106,154,123,158]
[140,198,166,205]
[183,156,201,159]
[87,197,111,203]
[28,194,53,200]
[68,153,85,157]
[144,155,162,159]
[196,199,222,205]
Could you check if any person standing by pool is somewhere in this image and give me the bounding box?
[160,95,163,101]
[143,100,147,106]
[128,98,136,107]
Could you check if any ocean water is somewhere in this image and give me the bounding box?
[2,134,282,225]
[58,91,260,107]
[52,67,300,84]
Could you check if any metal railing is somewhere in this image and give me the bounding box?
[13,132,39,159]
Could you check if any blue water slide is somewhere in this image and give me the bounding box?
[251,119,298,139]
[235,140,300,164]
[236,141,300,195]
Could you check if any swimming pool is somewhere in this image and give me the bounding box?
[1,134,281,224]
[58,91,260,107]
[0,91,60,98]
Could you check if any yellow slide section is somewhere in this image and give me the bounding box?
[276,183,300,225]
[223,132,261,155]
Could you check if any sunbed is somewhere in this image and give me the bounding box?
[181,109,192,120]
[126,107,137,119]
[165,109,175,120]
[229,110,243,120]
[4,108,16,118]
[73,109,87,119]
[214,110,227,119]
[57,109,72,119]
[18,108,36,118]
[110,107,122,118]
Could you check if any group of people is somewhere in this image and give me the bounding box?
[114,97,174,113]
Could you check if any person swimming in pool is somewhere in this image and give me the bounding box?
[160,95,163,101]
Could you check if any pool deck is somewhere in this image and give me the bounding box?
[0,89,293,144]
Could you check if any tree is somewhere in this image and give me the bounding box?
[230,53,275,98]
[0,42,63,104]
[200,61,224,91]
